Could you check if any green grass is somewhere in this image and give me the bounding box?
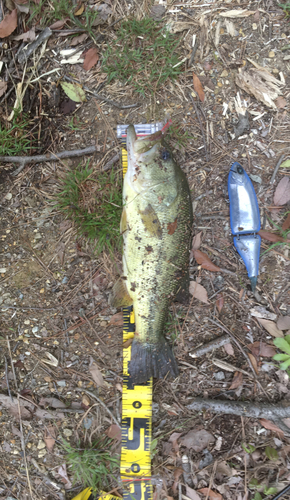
[62,437,119,492]
[166,123,195,151]
[56,161,122,253]
[28,0,99,37]
[102,18,183,96]
[279,2,290,16]
[260,215,290,255]
[0,112,32,156]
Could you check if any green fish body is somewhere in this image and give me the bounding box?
[111,125,193,384]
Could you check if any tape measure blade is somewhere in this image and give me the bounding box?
[123,480,153,500]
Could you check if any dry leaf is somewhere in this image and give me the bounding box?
[258,229,286,243]
[70,33,88,46]
[248,352,259,374]
[248,341,276,358]
[179,429,214,452]
[186,485,201,500]
[0,81,7,98]
[259,418,284,436]
[198,488,223,500]
[44,425,56,452]
[274,177,290,206]
[42,352,58,367]
[167,218,178,235]
[89,362,104,387]
[57,464,72,490]
[277,316,290,331]
[229,371,243,390]
[192,72,205,102]
[219,9,255,17]
[83,47,99,71]
[109,312,123,326]
[14,27,35,41]
[39,397,66,409]
[189,281,209,304]
[282,213,290,231]
[105,424,122,441]
[74,3,84,15]
[258,318,283,338]
[0,9,17,38]
[236,66,284,109]
[169,432,182,453]
[276,96,287,109]
[223,342,234,356]
[216,293,224,313]
[49,17,69,29]
[172,468,183,494]
[193,249,221,272]
[191,232,202,253]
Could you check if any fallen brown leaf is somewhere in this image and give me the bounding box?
[49,17,69,29]
[275,96,287,109]
[13,26,35,41]
[186,485,201,500]
[172,467,183,494]
[277,316,290,331]
[258,229,286,243]
[70,33,88,46]
[282,213,290,231]
[179,429,214,452]
[248,341,276,358]
[192,72,205,102]
[259,418,284,436]
[193,249,221,272]
[74,3,84,15]
[229,371,243,390]
[89,362,104,387]
[258,318,283,338]
[44,425,56,452]
[0,81,8,98]
[0,9,17,38]
[109,312,123,326]
[57,464,72,490]
[198,488,223,500]
[191,232,202,253]
[223,342,234,356]
[216,293,224,313]
[105,424,122,441]
[248,352,259,374]
[189,281,209,304]
[274,177,290,206]
[169,432,182,453]
[39,397,66,409]
[83,47,99,71]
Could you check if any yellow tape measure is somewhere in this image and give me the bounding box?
[73,145,153,500]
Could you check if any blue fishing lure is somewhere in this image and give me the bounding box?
[228,162,261,292]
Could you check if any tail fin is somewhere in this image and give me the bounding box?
[128,338,179,385]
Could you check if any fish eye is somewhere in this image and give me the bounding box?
[237,166,244,174]
[162,149,170,161]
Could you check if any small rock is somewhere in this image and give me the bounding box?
[220,70,228,77]
[63,428,72,437]
[252,23,257,30]
[37,440,46,450]
[268,51,275,58]
[4,193,12,201]
[24,320,30,325]
[82,395,90,406]
[57,380,66,387]
[40,288,45,294]
[150,4,166,21]
[0,268,6,273]
[100,321,107,327]
[214,371,225,381]
[32,326,39,334]
[38,449,47,458]
[249,174,262,184]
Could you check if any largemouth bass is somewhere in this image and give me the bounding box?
[111,125,193,384]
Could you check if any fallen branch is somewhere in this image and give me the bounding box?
[18,27,52,64]
[0,146,98,176]
[187,398,290,430]
[189,334,230,359]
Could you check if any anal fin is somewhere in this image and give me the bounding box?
[109,278,133,308]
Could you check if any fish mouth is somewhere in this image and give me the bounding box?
[127,124,163,156]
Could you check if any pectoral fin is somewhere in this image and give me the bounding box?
[139,204,162,239]
[109,278,133,308]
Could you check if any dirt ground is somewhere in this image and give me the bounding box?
[1,0,290,499]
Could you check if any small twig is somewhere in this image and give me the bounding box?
[205,461,217,500]
[75,388,120,425]
[241,417,247,496]
[6,338,34,498]
[270,154,285,184]
[188,93,209,162]
[186,397,290,426]
[83,314,106,345]
[18,27,52,64]
[189,334,230,359]
[5,356,13,402]
[0,146,98,176]
[103,153,120,171]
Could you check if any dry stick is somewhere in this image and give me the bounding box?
[75,388,120,425]
[241,417,247,496]
[103,153,120,171]
[0,146,98,176]
[6,338,34,499]
[17,27,52,64]
[207,317,270,399]
[270,154,285,184]
[4,356,13,401]
[189,334,230,359]
[186,397,290,422]
[189,93,209,162]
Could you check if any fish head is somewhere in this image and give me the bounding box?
[126,125,178,202]
[229,162,246,186]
